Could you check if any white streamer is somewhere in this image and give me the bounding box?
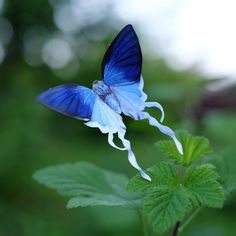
[117,128,151,181]
[145,102,165,123]
[107,130,151,181]
[140,111,183,155]
[108,132,126,150]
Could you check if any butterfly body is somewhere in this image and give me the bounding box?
[92,80,121,114]
[37,24,183,181]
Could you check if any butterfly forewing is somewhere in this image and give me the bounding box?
[37,85,96,120]
[102,24,142,86]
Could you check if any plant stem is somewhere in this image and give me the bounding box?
[178,207,202,233]
[138,210,149,236]
[172,221,180,236]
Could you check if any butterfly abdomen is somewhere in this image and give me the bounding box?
[103,94,121,114]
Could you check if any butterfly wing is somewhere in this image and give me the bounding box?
[101,25,145,119]
[85,96,125,133]
[111,78,147,120]
[102,24,142,86]
[37,84,124,133]
[85,96,151,181]
[37,85,96,120]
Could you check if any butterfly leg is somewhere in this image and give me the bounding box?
[140,111,183,155]
[145,102,165,123]
[117,128,151,181]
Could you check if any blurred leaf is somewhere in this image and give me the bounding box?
[184,164,225,208]
[148,84,184,102]
[156,130,210,165]
[33,162,141,208]
[209,149,236,196]
[203,112,236,147]
[144,185,192,233]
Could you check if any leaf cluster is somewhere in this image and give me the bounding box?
[33,130,236,234]
[128,162,224,233]
[127,131,229,233]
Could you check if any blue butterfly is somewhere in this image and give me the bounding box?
[37,25,183,181]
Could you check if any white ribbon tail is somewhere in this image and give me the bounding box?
[145,102,165,123]
[140,112,183,155]
[107,130,151,181]
[117,129,151,181]
[108,132,126,150]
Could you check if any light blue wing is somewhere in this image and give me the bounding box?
[102,24,142,86]
[37,85,96,120]
[85,97,151,181]
[111,77,165,121]
[85,97,125,133]
[111,77,183,154]
[111,78,147,119]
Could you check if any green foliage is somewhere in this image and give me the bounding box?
[184,164,225,208]
[144,185,192,233]
[156,130,210,165]
[128,162,192,233]
[33,162,141,208]
[128,162,224,233]
[209,149,236,195]
[128,131,226,233]
[33,131,234,235]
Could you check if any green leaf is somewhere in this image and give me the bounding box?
[128,161,225,233]
[209,149,236,195]
[129,162,191,233]
[144,185,192,233]
[156,130,210,165]
[184,164,225,208]
[33,162,141,208]
[127,162,179,192]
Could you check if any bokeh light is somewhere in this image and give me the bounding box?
[0,0,4,13]
[42,37,74,69]
[0,17,13,44]
[53,3,82,33]
[23,26,47,66]
[112,0,236,78]
[53,0,110,34]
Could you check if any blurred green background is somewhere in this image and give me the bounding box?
[0,0,236,235]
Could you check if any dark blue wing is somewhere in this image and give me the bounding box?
[37,85,96,120]
[102,24,142,86]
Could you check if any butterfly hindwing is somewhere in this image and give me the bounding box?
[37,85,96,120]
[86,97,125,134]
[111,78,147,120]
[102,24,142,86]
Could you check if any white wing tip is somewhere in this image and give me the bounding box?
[141,172,152,181]
[176,140,184,155]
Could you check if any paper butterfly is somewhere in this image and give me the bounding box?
[37,24,183,181]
